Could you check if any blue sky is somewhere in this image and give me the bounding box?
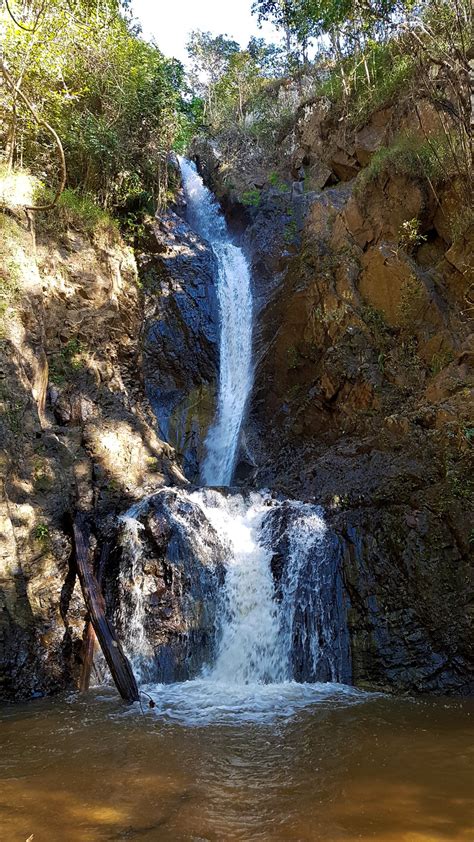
[131,0,280,64]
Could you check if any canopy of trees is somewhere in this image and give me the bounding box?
[0,0,195,211]
[184,0,471,201]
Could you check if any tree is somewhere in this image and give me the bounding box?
[1,0,195,211]
[186,31,240,122]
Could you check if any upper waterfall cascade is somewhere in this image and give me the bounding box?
[178,157,253,487]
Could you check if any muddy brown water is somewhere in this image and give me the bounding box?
[0,688,472,842]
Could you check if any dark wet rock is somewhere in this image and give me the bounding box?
[113,489,226,682]
[335,506,474,694]
[141,209,220,482]
[263,501,352,684]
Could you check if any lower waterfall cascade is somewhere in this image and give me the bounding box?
[115,160,356,723]
[118,489,355,724]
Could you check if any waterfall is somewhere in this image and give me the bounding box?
[118,489,353,723]
[112,163,356,724]
[178,157,253,487]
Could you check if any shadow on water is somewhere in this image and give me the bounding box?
[0,692,473,842]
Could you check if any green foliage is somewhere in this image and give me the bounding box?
[355,133,453,195]
[186,30,240,124]
[448,205,474,243]
[284,218,298,243]
[1,1,197,214]
[0,213,24,332]
[398,274,425,325]
[146,456,160,473]
[268,171,288,191]
[34,523,50,544]
[1,397,24,434]
[186,30,282,133]
[430,351,454,375]
[252,0,414,68]
[48,339,84,385]
[39,189,119,238]
[397,218,427,253]
[445,457,473,500]
[286,344,300,369]
[361,304,389,336]
[317,42,416,126]
[241,188,261,207]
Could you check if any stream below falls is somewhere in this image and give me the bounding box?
[1,691,473,841]
[1,160,472,841]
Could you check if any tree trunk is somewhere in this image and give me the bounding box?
[79,541,111,693]
[73,514,139,704]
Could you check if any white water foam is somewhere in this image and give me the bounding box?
[119,490,363,725]
[140,678,365,726]
[178,158,253,487]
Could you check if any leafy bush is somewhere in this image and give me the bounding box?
[241,188,261,207]
[355,133,452,195]
[314,41,416,127]
[37,187,119,239]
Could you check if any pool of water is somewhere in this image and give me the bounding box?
[0,686,472,841]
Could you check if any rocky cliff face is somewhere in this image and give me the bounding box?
[1,72,472,701]
[191,81,473,694]
[0,197,210,700]
[140,208,219,482]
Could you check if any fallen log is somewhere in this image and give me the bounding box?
[79,542,110,693]
[79,619,96,693]
[73,514,139,704]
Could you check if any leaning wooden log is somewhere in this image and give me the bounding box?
[73,514,139,704]
[79,542,111,693]
[79,620,96,693]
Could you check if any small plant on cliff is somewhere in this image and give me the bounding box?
[397,218,427,254]
[268,171,288,192]
[361,304,389,337]
[283,217,298,244]
[398,274,425,325]
[0,215,22,333]
[34,523,50,545]
[49,338,84,386]
[286,344,300,369]
[354,133,452,197]
[430,350,454,375]
[241,188,261,207]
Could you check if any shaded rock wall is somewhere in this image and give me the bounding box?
[140,209,219,482]
[0,210,181,701]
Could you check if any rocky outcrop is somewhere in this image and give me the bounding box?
[196,75,473,694]
[140,209,219,482]
[115,489,226,682]
[0,208,181,701]
[337,504,473,694]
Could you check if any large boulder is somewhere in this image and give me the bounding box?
[114,489,226,682]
